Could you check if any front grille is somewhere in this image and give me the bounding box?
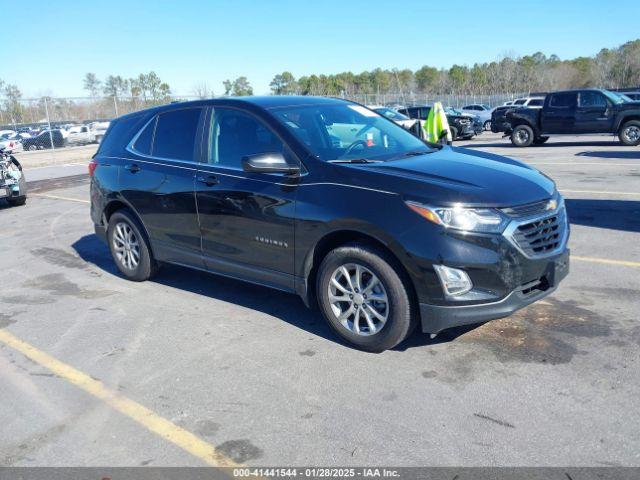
[510,209,567,257]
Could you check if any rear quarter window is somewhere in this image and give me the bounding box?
[152,108,203,161]
[97,114,149,157]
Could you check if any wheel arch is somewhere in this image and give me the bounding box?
[297,229,418,312]
[102,198,154,255]
[617,114,640,131]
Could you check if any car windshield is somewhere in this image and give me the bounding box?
[602,90,627,104]
[272,103,433,162]
[373,107,410,121]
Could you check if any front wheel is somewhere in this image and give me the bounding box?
[107,210,158,281]
[316,243,416,352]
[619,121,640,146]
[483,120,492,131]
[7,196,27,207]
[511,125,534,147]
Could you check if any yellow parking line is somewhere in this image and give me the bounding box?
[560,189,640,196]
[31,193,90,204]
[572,255,640,268]
[0,329,239,467]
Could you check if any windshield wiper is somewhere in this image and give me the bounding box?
[401,149,437,157]
[328,158,381,164]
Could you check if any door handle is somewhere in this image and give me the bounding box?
[197,175,219,186]
[125,164,140,173]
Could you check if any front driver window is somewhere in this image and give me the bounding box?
[209,108,284,169]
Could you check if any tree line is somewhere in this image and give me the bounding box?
[267,40,640,96]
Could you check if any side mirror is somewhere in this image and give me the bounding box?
[241,152,300,174]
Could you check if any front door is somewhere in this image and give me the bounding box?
[195,107,298,291]
[575,91,614,133]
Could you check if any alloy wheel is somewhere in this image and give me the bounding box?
[112,222,140,270]
[623,126,640,143]
[516,129,530,144]
[328,263,389,336]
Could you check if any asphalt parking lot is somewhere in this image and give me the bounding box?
[1,133,639,467]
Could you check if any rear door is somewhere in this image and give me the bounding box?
[541,92,577,133]
[575,91,614,133]
[120,107,205,266]
[195,107,298,291]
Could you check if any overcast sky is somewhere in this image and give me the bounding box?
[5,0,639,98]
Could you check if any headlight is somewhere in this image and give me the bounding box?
[406,201,509,233]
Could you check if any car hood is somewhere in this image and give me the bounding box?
[620,101,640,110]
[351,146,556,207]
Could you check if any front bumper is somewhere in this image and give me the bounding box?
[419,249,570,333]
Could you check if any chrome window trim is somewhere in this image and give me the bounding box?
[502,206,569,259]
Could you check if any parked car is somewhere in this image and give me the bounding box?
[90,96,570,352]
[398,105,475,140]
[21,129,66,150]
[0,135,23,153]
[619,92,640,101]
[460,104,495,130]
[506,88,640,147]
[368,106,416,129]
[447,107,483,136]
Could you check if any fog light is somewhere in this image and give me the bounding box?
[433,265,473,299]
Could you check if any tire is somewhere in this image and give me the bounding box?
[95,136,103,144]
[449,126,458,141]
[619,120,640,146]
[483,120,492,131]
[28,145,37,151]
[107,210,158,281]
[316,243,416,352]
[533,136,550,145]
[7,196,27,207]
[511,125,534,147]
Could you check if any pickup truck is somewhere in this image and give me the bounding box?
[66,122,110,146]
[506,89,640,147]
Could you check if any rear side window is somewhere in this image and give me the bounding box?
[153,108,202,161]
[529,99,543,107]
[549,93,577,108]
[133,117,156,155]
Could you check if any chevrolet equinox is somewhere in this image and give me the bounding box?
[90,96,570,352]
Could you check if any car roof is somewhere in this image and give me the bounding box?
[115,96,351,122]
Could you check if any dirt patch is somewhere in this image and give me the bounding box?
[23,273,116,299]
[0,313,17,329]
[31,247,88,270]
[216,439,263,463]
[459,298,611,364]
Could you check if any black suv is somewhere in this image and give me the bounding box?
[90,96,570,352]
[506,89,640,147]
[398,106,475,140]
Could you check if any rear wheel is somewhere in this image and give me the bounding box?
[28,145,37,151]
[511,125,534,147]
[107,210,158,281]
[316,243,416,352]
[619,121,640,146]
[483,120,492,131]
